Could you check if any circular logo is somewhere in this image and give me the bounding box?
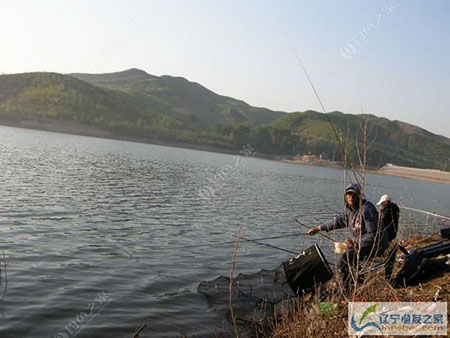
[340,43,357,60]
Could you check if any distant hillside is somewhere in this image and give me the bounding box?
[0,70,449,170]
[0,71,201,145]
[263,110,450,169]
[70,69,285,128]
[0,72,142,122]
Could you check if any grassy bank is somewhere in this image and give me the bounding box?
[259,234,449,338]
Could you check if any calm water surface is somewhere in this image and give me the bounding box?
[0,126,448,337]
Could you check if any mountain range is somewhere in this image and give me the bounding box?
[0,68,448,170]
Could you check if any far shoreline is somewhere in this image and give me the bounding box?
[284,159,450,185]
[1,119,449,185]
[369,164,450,185]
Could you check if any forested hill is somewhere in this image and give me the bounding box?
[70,68,285,128]
[0,70,449,170]
[260,111,450,170]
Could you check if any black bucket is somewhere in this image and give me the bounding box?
[282,244,333,295]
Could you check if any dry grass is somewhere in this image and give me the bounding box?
[258,235,450,338]
[182,234,448,338]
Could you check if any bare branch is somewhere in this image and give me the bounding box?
[229,227,242,338]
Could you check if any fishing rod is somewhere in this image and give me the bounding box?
[240,237,298,255]
[170,232,308,251]
[294,218,337,243]
[287,38,361,187]
[242,237,336,263]
[399,206,450,221]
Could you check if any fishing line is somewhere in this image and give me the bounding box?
[294,218,337,243]
[240,237,299,255]
[286,37,361,187]
[399,206,450,221]
[170,232,307,251]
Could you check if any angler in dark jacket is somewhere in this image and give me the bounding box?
[376,194,400,242]
[307,183,389,291]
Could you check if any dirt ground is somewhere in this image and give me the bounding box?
[375,165,450,185]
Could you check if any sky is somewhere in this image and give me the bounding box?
[1,0,449,137]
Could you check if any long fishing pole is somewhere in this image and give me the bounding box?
[171,232,308,250]
[399,206,450,221]
[287,37,361,187]
[294,218,337,243]
[240,237,299,255]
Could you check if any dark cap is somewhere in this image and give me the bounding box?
[345,183,361,196]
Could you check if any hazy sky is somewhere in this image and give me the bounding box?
[1,0,449,137]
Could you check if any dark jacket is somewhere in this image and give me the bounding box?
[379,202,400,242]
[320,184,389,255]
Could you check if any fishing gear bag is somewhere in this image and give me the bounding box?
[393,250,427,287]
[441,228,450,239]
[282,244,333,295]
[393,241,450,287]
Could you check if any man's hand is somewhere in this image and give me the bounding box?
[307,226,321,236]
[346,238,355,249]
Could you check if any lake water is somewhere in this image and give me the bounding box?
[0,126,448,338]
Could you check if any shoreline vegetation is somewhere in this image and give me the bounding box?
[183,233,450,338]
[260,233,450,338]
[2,119,450,185]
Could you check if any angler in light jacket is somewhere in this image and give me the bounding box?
[307,183,389,291]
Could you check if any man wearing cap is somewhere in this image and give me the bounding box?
[377,194,400,243]
[307,183,389,292]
